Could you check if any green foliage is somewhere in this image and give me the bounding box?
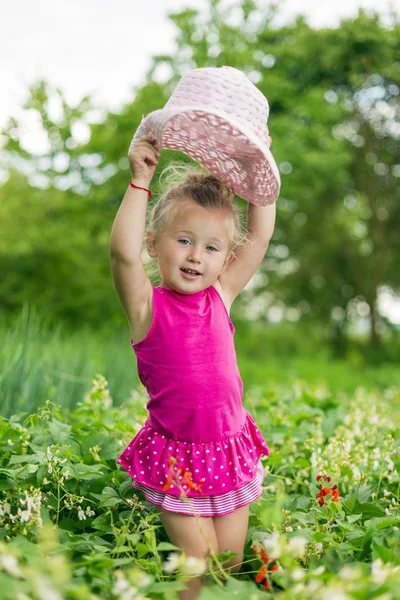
[0,375,399,598]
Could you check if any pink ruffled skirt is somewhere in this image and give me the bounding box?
[117,411,270,516]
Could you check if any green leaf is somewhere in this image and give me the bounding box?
[156,542,181,551]
[136,542,150,558]
[372,539,399,563]
[48,418,71,443]
[91,513,112,532]
[347,513,363,523]
[71,463,106,480]
[8,453,45,465]
[99,486,122,507]
[127,534,140,546]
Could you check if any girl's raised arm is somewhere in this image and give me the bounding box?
[109,136,159,328]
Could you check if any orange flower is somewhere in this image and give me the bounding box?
[260,548,269,564]
[255,565,267,583]
[183,471,193,483]
[162,473,173,491]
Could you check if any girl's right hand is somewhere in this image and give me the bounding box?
[128,135,161,184]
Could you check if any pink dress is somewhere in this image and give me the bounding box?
[117,284,270,516]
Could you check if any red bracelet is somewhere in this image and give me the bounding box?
[129,180,153,198]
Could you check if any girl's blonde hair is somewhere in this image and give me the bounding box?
[143,161,252,284]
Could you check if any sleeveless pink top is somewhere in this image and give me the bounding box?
[117,285,270,497]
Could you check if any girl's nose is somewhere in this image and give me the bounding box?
[188,246,202,261]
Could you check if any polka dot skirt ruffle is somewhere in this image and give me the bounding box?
[131,459,265,516]
[117,411,270,498]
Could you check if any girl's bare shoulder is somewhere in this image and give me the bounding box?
[213,279,232,316]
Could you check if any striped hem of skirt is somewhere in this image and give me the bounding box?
[131,459,265,516]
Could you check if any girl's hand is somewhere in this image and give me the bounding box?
[128,135,161,184]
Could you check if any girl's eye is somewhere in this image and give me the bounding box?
[178,239,218,252]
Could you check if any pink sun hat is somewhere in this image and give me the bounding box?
[128,66,281,206]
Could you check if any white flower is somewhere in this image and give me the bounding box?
[0,502,10,516]
[137,573,152,587]
[339,565,360,581]
[262,532,281,558]
[287,536,308,558]
[371,558,389,585]
[292,568,305,581]
[181,556,207,576]
[163,552,181,573]
[386,458,394,471]
[20,510,30,523]
[7,439,13,446]
[384,508,390,516]
[351,466,361,480]
[285,526,293,532]
[0,554,23,578]
[77,507,86,521]
[314,565,325,575]
[315,542,323,553]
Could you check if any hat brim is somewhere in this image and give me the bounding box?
[131,107,281,205]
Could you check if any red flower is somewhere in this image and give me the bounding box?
[260,548,269,564]
[194,480,204,494]
[315,476,340,505]
[255,566,267,583]
[271,563,279,572]
[263,579,270,591]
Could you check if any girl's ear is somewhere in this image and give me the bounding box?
[221,250,235,274]
[146,231,157,257]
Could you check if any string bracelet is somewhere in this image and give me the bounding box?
[129,180,153,198]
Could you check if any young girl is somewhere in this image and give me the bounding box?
[110,134,276,600]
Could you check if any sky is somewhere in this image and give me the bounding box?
[1,0,397,130]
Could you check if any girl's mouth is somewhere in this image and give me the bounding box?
[181,268,201,279]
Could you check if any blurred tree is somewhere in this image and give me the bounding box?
[0,0,399,354]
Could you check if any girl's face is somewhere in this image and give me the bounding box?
[147,199,234,293]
